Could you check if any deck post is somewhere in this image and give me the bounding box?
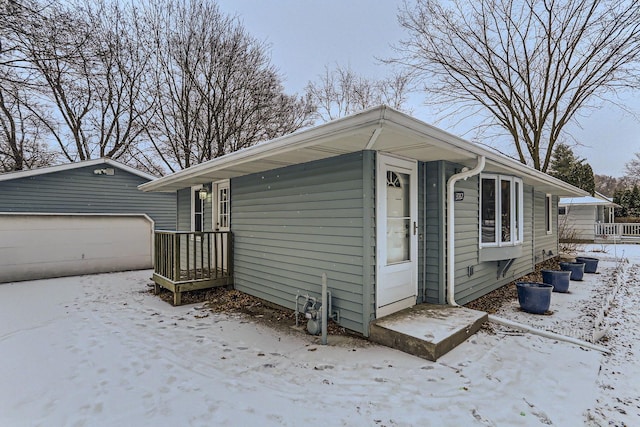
[152,231,234,305]
[173,233,180,281]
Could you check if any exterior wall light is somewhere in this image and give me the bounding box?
[198,187,208,200]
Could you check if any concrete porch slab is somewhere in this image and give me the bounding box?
[369,304,488,361]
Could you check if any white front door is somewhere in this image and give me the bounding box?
[376,154,418,318]
[214,180,230,232]
[213,180,230,272]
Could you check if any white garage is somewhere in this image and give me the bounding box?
[0,213,154,283]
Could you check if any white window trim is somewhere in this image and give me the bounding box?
[480,174,524,248]
[545,194,553,235]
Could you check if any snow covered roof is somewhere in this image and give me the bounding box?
[139,105,587,197]
[0,158,158,182]
[559,196,620,207]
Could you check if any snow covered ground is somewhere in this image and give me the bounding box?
[1,245,639,426]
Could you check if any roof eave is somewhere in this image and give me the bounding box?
[139,106,588,198]
[0,158,158,182]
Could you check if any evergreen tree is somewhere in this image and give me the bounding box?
[548,143,595,195]
[630,185,640,217]
[613,189,626,217]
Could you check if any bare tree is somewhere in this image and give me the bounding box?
[306,64,411,122]
[0,0,56,171]
[393,0,640,171]
[624,152,640,186]
[0,81,55,171]
[142,0,313,172]
[17,0,151,162]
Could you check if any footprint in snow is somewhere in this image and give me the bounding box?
[313,364,334,370]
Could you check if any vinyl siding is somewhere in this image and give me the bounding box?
[441,162,537,304]
[0,164,175,229]
[421,161,445,304]
[533,192,559,264]
[176,187,213,231]
[177,188,191,230]
[231,151,371,335]
[559,205,596,241]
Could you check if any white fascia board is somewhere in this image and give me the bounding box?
[0,158,158,182]
[102,159,159,181]
[560,196,620,207]
[0,158,106,182]
[383,109,588,197]
[139,105,587,197]
[138,107,386,192]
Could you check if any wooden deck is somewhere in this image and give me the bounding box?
[153,231,233,305]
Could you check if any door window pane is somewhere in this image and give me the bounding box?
[218,186,229,229]
[387,171,410,264]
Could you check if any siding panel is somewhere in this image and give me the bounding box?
[444,162,537,305]
[559,205,595,241]
[0,164,175,229]
[231,151,369,335]
[534,192,559,263]
[423,161,445,304]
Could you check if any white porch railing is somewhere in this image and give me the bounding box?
[594,223,640,240]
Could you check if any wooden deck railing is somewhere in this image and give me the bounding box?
[594,223,640,240]
[153,231,233,305]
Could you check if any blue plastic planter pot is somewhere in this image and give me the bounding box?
[575,257,599,274]
[516,282,553,314]
[559,262,585,281]
[541,270,572,293]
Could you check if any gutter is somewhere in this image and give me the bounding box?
[446,156,486,306]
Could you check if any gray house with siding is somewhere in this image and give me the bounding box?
[140,106,585,336]
[559,194,618,242]
[0,158,176,229]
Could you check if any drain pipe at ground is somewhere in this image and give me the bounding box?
[447,156,486,306]
[488,315,610,354]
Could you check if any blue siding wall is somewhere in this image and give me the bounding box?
[176,187,212,231]
[421,161,446,304]
[440,162,538,304]
[0,164,175,230]
[533,192,559,263]
[231,151,373,335]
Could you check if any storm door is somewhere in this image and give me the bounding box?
[375,154,418,318]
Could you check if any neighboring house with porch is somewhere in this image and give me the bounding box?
[140,106,585,337]
[559,193,619,242]
[0,158,176,283]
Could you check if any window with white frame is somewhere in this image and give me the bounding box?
[480,174,524,247]
[545,194,552,234]
[192,187,204,232]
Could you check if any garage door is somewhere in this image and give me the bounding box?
[0,213,154,283]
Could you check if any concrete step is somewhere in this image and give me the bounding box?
[369,304,488,361]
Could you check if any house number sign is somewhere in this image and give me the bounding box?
[454,191,464,201]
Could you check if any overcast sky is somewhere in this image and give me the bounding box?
[217,0,640,177]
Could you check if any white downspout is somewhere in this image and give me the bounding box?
[446,156,486,306]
